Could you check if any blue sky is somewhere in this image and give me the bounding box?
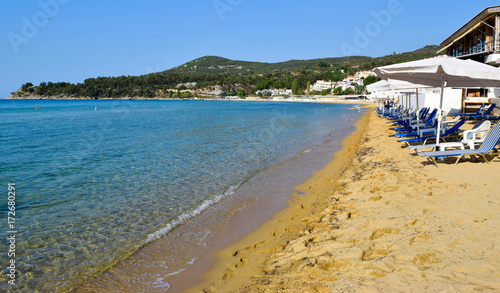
[1,1,499,98]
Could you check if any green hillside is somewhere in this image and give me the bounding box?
[167,55,370,75]
[168,45,441,75]
[10,45,441,99]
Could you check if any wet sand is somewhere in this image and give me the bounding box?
[189,110,500,292]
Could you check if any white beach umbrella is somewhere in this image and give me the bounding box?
[367,79,428,94]
[386,78,431,134]
[366,80,391,93]
[368,79,429,132]
[373,56,500,147]
[366,81,392,112]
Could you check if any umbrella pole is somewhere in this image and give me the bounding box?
[436,74,446,149]
[408,92,411,112]
[416,88,420,135]
[406,93,409,119]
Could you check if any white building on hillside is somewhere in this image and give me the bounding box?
[309,71,375,94]
[271,89,293,96]
[311,80,335,91]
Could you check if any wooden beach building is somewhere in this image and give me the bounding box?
[439,6,500,114]
[440,6,500,65]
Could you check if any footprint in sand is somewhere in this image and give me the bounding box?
[222,257,248,280]
[413,252,441,266]
[370,228,400,240]
[409,234,431,244]
[361,249,390,261]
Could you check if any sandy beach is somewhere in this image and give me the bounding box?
[188,109,500,292]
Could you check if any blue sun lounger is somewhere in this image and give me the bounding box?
[394,118,438,138]
[470,103,497,120]
[406,120,490,152]
[398,119,465,146]
[392,107,430,129]
[451,105,485,118]
[417,122,500,166]
[394,109,438,136]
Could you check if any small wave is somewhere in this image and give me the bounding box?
[164,267,187,279]
[302,145,317,154]
[142,183,242,246]
[197,231,211,245]
[163,258,197,278]
[151,276,171,290]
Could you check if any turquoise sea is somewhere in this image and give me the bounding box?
[0,100,363,292]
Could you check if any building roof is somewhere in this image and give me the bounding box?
[440,6,500,48]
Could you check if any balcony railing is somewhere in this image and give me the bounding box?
[451,39,500,58]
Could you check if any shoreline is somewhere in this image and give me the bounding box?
[187,109,372,292]
[188,110,500,292]
[3,96,372,104]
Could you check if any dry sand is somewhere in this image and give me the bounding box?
[188,110,500,292]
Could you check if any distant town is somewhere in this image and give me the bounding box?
[151,70,377,100]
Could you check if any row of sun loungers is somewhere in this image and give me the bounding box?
[407,120,491,152]
[451,103,499,120]
[376,104,500,166]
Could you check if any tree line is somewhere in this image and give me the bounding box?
[13,45,439,99]
[16,65,362,98]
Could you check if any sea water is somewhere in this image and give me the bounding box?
[0,100,363,292]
